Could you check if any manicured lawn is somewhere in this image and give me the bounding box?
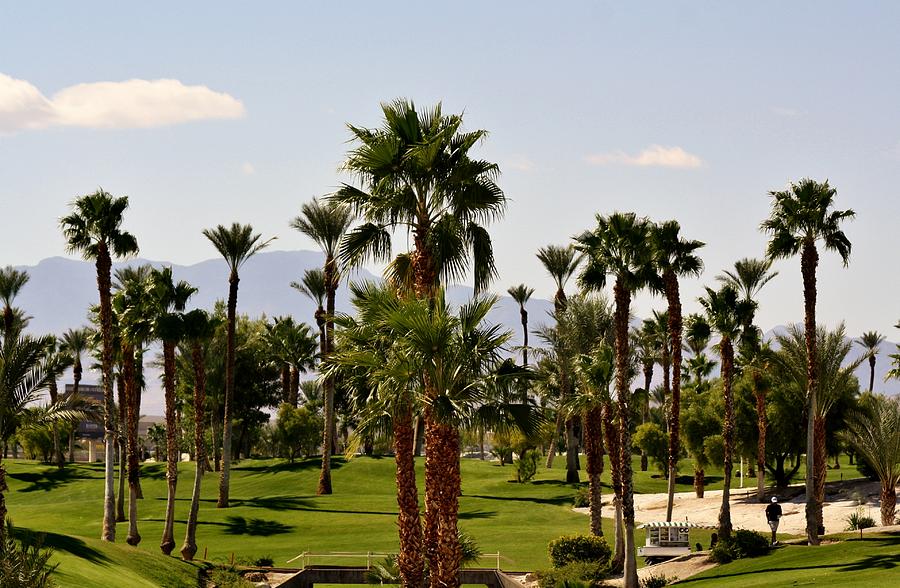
[675,532,900,587]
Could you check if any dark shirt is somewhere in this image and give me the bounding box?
[766,503,782,521]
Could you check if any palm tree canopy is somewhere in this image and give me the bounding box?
[60,327,91,358]
[291,268,327,308]
[290,198,355,262]
[507,284,534,308]
[202,222,275,277]
[536,244,580,294]
[60,189,139,260]
[575,212,658,293]
[0,334,51,443]
[842,394,900,487]
[698,285,757,344]
[856,331,886,357]
[0,267,29,309]
[760,178,855,264]
[649,220,704,277]
[332,100,506,294]
[716,258,778,302]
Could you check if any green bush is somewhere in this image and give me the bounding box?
[573,486,590,508]
[534,561,609,588]
[845,507,876,531]
[548,535,612,568]
[709,530,770,563]
[641,573,674,587]
[633,423,668,472]
[1,520,57,588]
[516,449,541,482]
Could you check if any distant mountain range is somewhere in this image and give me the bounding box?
[11,250,899,414]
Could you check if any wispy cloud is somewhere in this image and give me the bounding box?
[0,73,244,134]
[585,145,703,169]
[504,156,535,172]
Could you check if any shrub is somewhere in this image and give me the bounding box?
[573,486,590,508]
[516,449,541,483]
[1,520,57,588]
[208,568,255,587]
[548,535,612,568]
[534,561,609,588]
[633,423,668,473]
[709,529,770,563]
[845,507,876,531]
[641,574,675,588]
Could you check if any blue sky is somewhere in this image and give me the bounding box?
[1,1,898,338]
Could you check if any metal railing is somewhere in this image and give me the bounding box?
[286,551,503,570]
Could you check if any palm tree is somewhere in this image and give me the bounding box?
[761,178,854,545]
[148,267,196,555]
[42,337,73,469]
[202,222,274,508]
[507,284,535,366]
[632,321,658,472]
[180,310,218,561]
[332,100,505,585]
[536,244,581,473]
[699,285,756,540]
[843,395,900,526]
[60,189,138,542]
[0,267,29,337]
[60,327,90,462]
[292,269,328,391]
[649,220,704,522]
[575,212,657,587]
[717,257,778,503]
[856,331,886,393]
[291,198,354,495]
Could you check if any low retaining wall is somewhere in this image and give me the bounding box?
[275,565,527,587]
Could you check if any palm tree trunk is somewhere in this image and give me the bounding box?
[218,273,239,508]
[603,400,623,571]
[117,439,126,522]
[211,409,221,472]
[718,338,734,540]
[116,369,127,522]
[802,241,819,545]
[318,258,337,495]
[124,344,141,546]
[160,341,178,555]
[613,281,638,588]
[69,363,82,462]
[423,406,440,571]
[641,363,652,472]
[694,467,705,498]
[0,458,8,541]
[664,270,683,522]
[280,366,291,404]
[868,356,875,393]
[584,407,604,536]
[290,366,299,408]
[413,416,425,457]
[181,341,207,561]
[565,414,580,483]
[754,373,767,502]
[96,246,117,542]
[813,415,826,534]
[880,483,896,527]
[520,309,529,366]
[434,424,462,588]
[545,410,563,468]
[393,407,425,587]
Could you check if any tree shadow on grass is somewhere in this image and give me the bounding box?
[675,475,723,486]
[9,468,95,493]
[222,516,293,536]
[156,495,398,516]
[12,528,111,566]
[466,493,572,506]
[459,509,497,520]
[235,458,346,475]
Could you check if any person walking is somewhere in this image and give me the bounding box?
[766,496,783,545]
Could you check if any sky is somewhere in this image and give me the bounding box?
[1,1,899,339]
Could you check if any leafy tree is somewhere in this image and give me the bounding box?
[633,423,667,474]
[202,222,274,508]
[761,177,854,545]
[60,189,138,542]
[273,404,323,461]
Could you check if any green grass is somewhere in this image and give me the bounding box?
[675,533,900,587]
[3,452,866,587]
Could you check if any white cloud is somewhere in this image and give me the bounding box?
[0,72,244,134]
[241,162,256,175]
[585,145,703,169]
[505,156,535,172]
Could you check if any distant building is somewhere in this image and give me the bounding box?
[65,383,104,439]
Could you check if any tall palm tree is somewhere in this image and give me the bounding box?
[60,189,138,542]
[291,198,354,495]
[203,222,274,508]
[180,309,218,561]
[761,178,854,545]
[42,337,73,469]
[536,244,581,474]
[332,100,505,585]
[60,327,90,462]
[507,284,535,366]
[632,321,658,472]
[148,267,196,555]
[699,284,756,540]
[649,220,704,522]
[856,331,886,393]
[0,267,29,337]
[575,212,657,587]
[717,257,778,503]
[843,395,900,526]
[292,269,328,398]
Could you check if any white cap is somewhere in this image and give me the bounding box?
[771,497,778,503]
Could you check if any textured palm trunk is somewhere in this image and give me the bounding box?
[694,468,705,498]
[880,484,896,527]
[602,400,624,570]
[520,308,529,366]
[211,410,221,472]
[434,424,462,588]
[68,362,82,462]
[393,408,424,586]
[280,366,291,404]
[813,415,826,533]
[290,366,299,407]
[801,241,820,545]
[318,257,337,495]
[754,373,767,502]
[545,411,563,468]
[867,356,875,393]
[664,271,683,521]
[613,281,638,588]
[160,341,178,555]
[640,363,652,472]
[48,378,64,469]
[124,344,141,546]
[218,273,239,508]
[423,406,440,569]
[96,246,117,542]
[116,369,127,522]
[718,338,734,540]
[181,341,207,561]
[584,406,605,536]
[413,416,425,457]
[565,413,580,483]
[0,459,7,541]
